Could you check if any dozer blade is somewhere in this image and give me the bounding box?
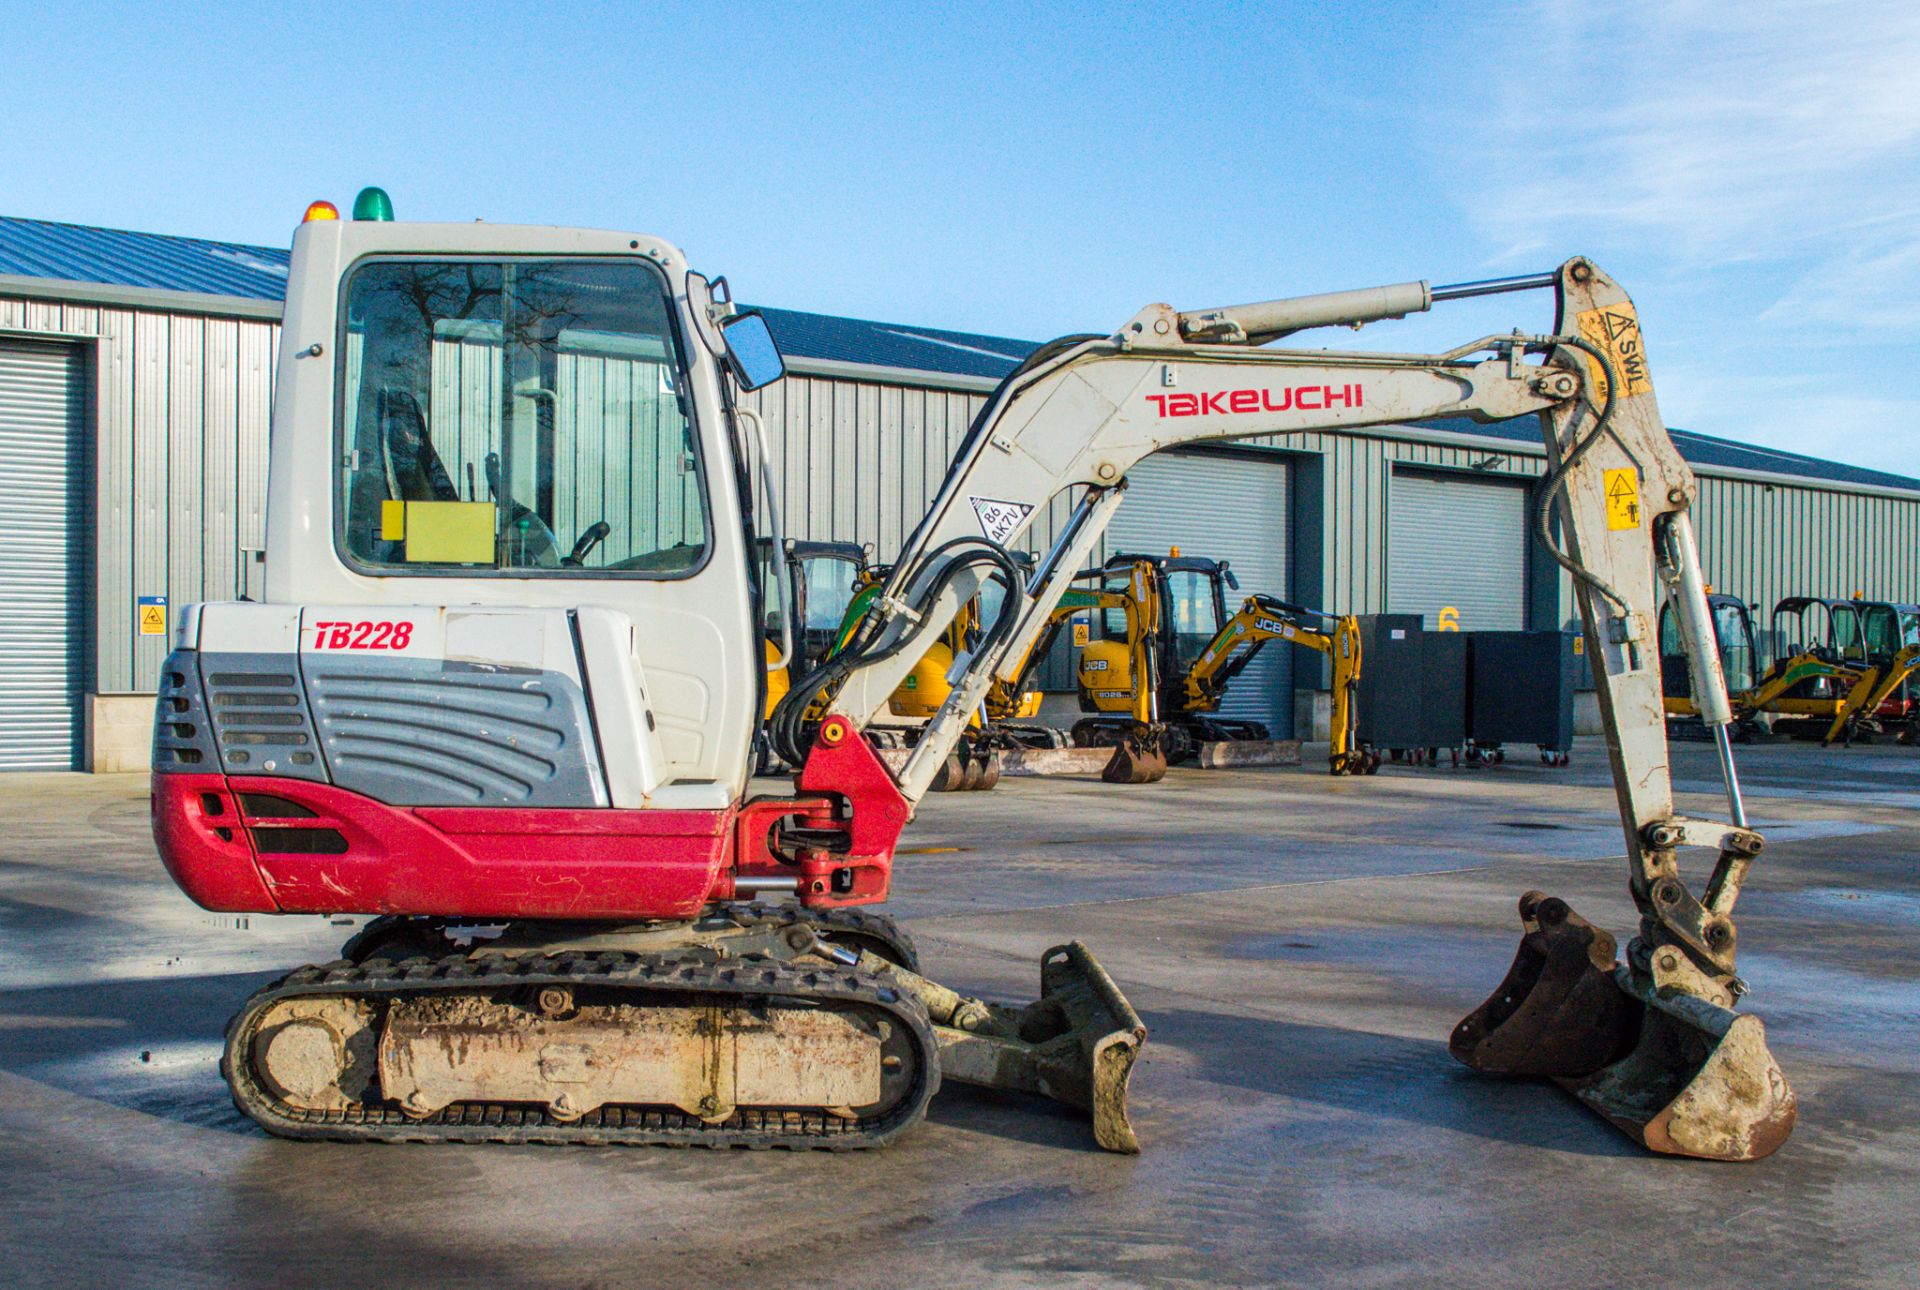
[1101,731,1167,784]
[1452,892,1796,1161]
[858,940,1148,1153]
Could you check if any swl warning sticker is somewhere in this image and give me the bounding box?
[1575,303,1653,403]
[1605,468,1641,530]
[969,496,1034,545]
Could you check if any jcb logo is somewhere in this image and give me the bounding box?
[1254,617,1294,637]
[1083,660,1109,672]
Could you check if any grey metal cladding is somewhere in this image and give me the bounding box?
[152,649,219,771]
[199,651,328,780]
[302,656,603,807]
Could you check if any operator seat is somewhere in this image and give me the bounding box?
[377,388,459,503]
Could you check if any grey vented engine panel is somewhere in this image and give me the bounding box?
[153,650,219,771]
[302,655,604,807]
[202,652,329,780]
[151,648,606,808]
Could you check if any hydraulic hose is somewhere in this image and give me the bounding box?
[767,539,1024,767]
[1531,334,1633,614]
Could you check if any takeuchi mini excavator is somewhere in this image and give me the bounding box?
[1073,553,1371,777]
[153,195,1794,1160]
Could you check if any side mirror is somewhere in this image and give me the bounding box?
[720,311,785,391]
[1222,562,1239,590]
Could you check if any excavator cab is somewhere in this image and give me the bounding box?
[1771,596,1866,672]
[1156,555,1237,679]
[1659,593,1760,734]
[1852,600,1920,740]
[789,540,873,676]
[761,538,872,739]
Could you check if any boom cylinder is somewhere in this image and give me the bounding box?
[1179,281,1432,343]
[1177,269,1558,345]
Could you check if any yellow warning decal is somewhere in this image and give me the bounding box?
[1605,467,1641,530]
[1072,621,1090,648]
[1575,303,1653,402]
[137,596,168,636]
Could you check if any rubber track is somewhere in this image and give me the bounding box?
[224,950,940,1149]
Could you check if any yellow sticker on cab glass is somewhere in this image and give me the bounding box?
[1575,303,1653,403]
[1605,468,1641,530]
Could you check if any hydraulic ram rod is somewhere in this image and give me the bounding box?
[1179,270,1558,344]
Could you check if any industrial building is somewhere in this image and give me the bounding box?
[3,214,1918,770]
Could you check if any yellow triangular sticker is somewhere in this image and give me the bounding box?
[1604,468,1640,530]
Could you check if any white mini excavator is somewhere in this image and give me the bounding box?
[151,193,1792,1161]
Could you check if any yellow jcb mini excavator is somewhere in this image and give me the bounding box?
[896,566,1168,785]
[1856,600,1920,743]
[152,199,1792,1160]
[1177,589,1369,775]
[1663,595,1914,746]
[1073,553,1372,775]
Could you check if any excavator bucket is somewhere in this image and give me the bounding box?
[1450,892,1633,1076]
[1452,893,1796,1161]
[860,941,1148,1153]
[1101,729,1168,784]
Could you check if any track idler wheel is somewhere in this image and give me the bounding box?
[1452,891,1797,1161]
[1101,727,1168,784]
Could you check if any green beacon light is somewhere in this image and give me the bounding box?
[352,186,395,222]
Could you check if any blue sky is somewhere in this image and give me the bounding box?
[6,1,1915,474]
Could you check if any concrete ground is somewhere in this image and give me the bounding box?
[2,737,1917,1288]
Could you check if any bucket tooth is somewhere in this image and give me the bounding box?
[1453,891,1797,1161]
[858,940,1148,1153]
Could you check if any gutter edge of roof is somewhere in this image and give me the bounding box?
[0,274,283,321]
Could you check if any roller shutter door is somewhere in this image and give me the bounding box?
[1106,449,1293,735]
[0,341,88,770]
[1388,469,1527,630]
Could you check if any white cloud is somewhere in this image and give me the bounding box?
[1434,1,1920,473]
[1466,0,1920,277]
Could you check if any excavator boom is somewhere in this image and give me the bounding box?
[780,258,1793,1159]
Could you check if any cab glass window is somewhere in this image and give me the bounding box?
[338,258,707,575]
[1712,601,1757,693]
[801,557,861,631]
[1164,569,1222,669]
